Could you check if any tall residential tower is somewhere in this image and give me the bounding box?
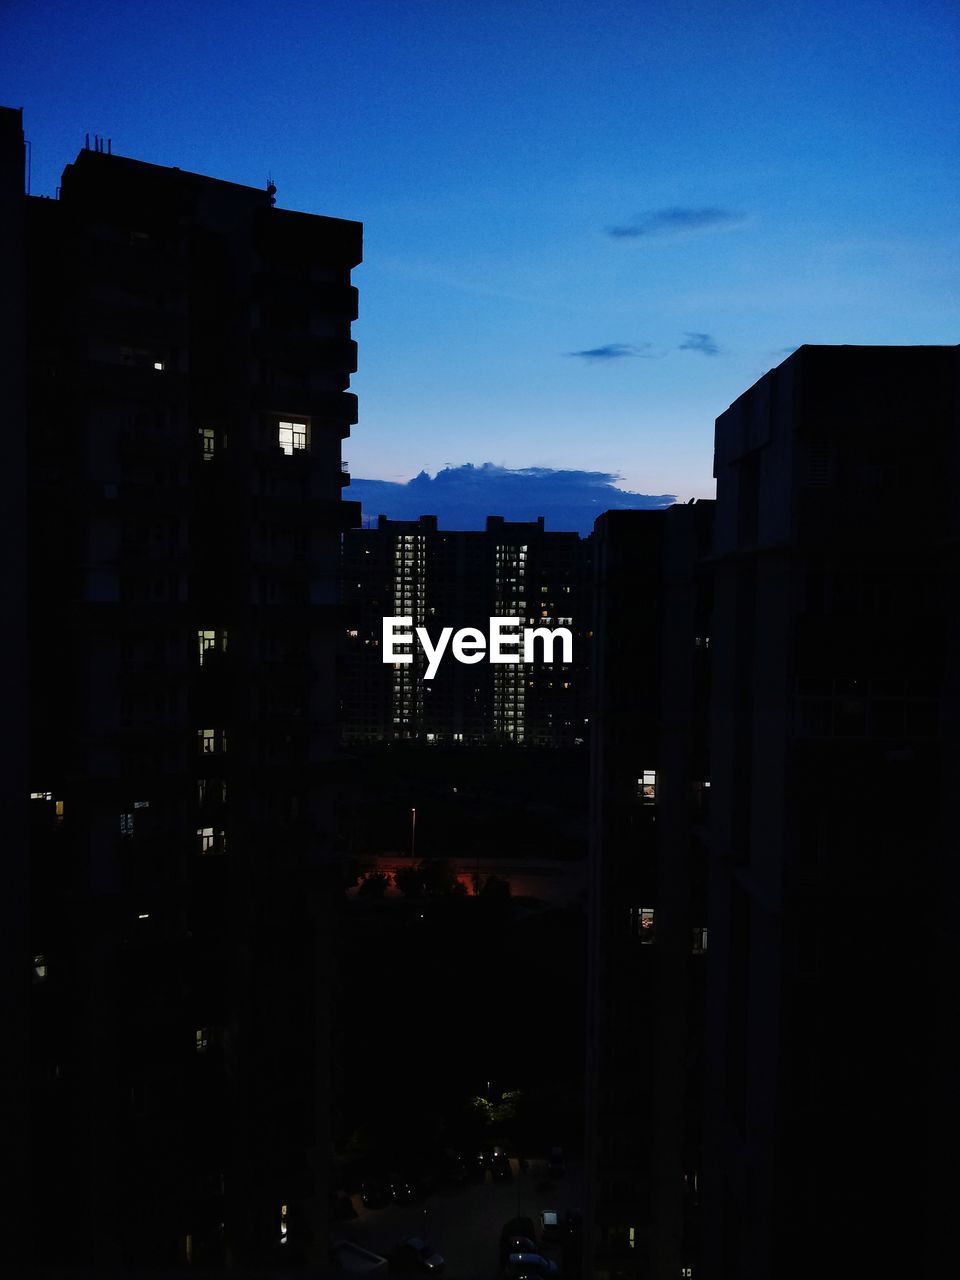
[6,110,361,1270]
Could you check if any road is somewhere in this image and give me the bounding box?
[337,1158,583,1279]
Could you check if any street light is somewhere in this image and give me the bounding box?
[410,807,416,860]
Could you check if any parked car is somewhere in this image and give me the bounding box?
[506,1251,559,1278]
[331,1238,389,1274]
[539,1210,562,1246]
[500,1219,538,1268]
[395,1236,445,1273]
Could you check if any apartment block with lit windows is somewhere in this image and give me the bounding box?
[340,514,592,745]
[7,109,361,1270]
[584,502,713,1280]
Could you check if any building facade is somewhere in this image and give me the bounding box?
[586,343,959,1280]
[702,344,958,1278]
[8,111,361,1269]
[340,514,591,746]
[584,503,712,1280]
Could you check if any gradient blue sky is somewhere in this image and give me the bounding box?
[4,0,958,500]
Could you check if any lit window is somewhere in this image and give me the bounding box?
[33,953,48,983]
[199,728,227,755]
[30,791,52,801]
[196,1027,209,1054]
[692,927,708,955]
[55,799,64,824]
[278,420,309,454]
[629,1226,636,1249]
[198,629,228,665]
[199,427,216,461]
[153,360,164,371]
[630,906,655,942]
[638,769,657,803]
[279,1203,289,1245]
[120,812,134,837]
[134,799,149,809]
[197,827,225,856]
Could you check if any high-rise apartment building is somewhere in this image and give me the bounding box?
[340,515,591,746]
[584,503,712,1280]
[4,108,361,1269]
[703,344,958,1278]
[585,344,958,1280]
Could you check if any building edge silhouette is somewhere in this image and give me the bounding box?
[2,106,361,1270]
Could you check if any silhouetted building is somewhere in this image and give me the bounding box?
[7,109,361,1270]
[702,344,958,1278]
[340,514,592,745]
[584,502,712,1280]
[587,344,960,1280]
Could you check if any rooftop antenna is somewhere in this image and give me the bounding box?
[266,175,277,206]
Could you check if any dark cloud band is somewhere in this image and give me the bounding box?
[565,342,654,361]
[608,206,744,239]
[347,463,675,536]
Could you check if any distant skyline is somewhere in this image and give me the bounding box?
[349,461,675,534]
[5,0,958,500]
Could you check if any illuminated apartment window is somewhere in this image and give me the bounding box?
[153,359,164,371]
[197,826,225,856]
[195,1027,209,1054]
[628,1226,636,1249]
[630,906,656,942]
[692,927,708,955]
[198,628,228,665]
[278,419,309,454]
[199,728,227,755]
[638,769,657,803]
[33,953,48,983]
[120,812,134,837]
[279,1203,289,1245]
[30,791,52,801]
[134,799,149,810]
[199,426,216,461]
[55,799,64,824]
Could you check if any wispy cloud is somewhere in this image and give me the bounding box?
[679,332,720,356]
[347,463,675,536]
[607,206,745,240]
[565,342,654,362]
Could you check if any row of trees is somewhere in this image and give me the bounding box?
[353,858,512,902]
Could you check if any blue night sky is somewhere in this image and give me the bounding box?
[4,0,958,515]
